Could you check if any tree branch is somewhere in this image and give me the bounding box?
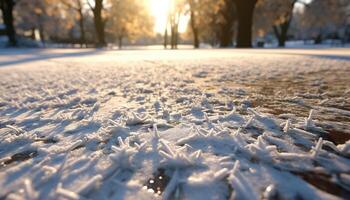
[86,0,94,11]
[61,0,79,11]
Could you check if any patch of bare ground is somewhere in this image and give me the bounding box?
[294,172,350,198]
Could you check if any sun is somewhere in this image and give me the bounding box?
[148,0,189,34]
[148,0,171,33]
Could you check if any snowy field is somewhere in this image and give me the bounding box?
[0,48,350,200]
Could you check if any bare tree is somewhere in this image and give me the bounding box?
[233,0,257,48]
[16,0,53,46]
[299,0,349,44]
[170,12,180,49]
[163,16,168,48]
[167,0,184,49]
[255,0,308,47]
[88,0,106,47]
[0,0,17,46]
[188,0,199,48]
[185,0,236,47]
[108,0,153,49]
[61,0,87,47]
[218,0,236,47]
[272,0,306,47]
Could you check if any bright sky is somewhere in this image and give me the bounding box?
[294,0,313,12]
[148,0,189,33]
[87,0,188,34]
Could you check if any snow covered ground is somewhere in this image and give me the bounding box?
[0,48,349,200]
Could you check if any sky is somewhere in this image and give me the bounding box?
[294,0,313,11]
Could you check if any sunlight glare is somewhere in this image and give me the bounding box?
[149,0,171,33]
[148,0,189,34]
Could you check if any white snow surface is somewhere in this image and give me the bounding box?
[0,48,350,200]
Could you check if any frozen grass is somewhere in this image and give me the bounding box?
[0,48,349,199]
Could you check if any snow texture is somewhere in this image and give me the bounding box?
[0,48,349,200]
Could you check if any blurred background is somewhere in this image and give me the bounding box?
[0,0,349,49]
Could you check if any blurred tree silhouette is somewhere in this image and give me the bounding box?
[300,0,350,44]
[188,0,199,48]
[88,0,106,47]
[218,0,236,47]
[253,0,350,46]
[0,0,17,46]
[61,0,87,47]
[1,0,349,48]
[272,0,303,47]
[186,0,236,47]
[168,0,186,49]
[233,0,257,48]
[16,0,75,46]
[256,0,307,47]
[195,0,223,46]
[108,0,153,49]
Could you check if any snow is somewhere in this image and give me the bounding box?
[0,48,350,199]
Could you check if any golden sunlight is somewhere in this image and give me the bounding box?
[148,0,189,34]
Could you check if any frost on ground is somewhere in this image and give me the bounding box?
[0,49,350,200]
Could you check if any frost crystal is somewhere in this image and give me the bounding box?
[159,139,202,169]
[311,137,323,159]
[283,119,291,133]
[305,109,315,129]
[110,137,138,169]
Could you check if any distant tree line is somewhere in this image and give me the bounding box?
[0,0,349,48]
[0,0,152,48]
[186,0,349,48]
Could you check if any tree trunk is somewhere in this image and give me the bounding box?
[92,0,106,47]
[164,22,168,49]
[171,24,175,49]
[170,18,176,49]
[37,15,46,47]
[192,26,199,48]
[174,13,180,49]
[189,0,199,48]
[219,30,234,47]
[77,1,86,48]
[273,25,284,47]
[118,36,123,49]
[272,15,292,47]
[234,0,256,48]
[78,13,86,48]
[272,1,297,47]
[0,0,17,46]
[174,22,179,49]
[170,25,174,49]
[169,11,180,49]
[279,22,289,47]
[314,33,322,44]
[30,28,35,40]
[190,14,199,48]
[219,0,236,47]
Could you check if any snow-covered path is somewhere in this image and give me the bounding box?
[0,48,349,199]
